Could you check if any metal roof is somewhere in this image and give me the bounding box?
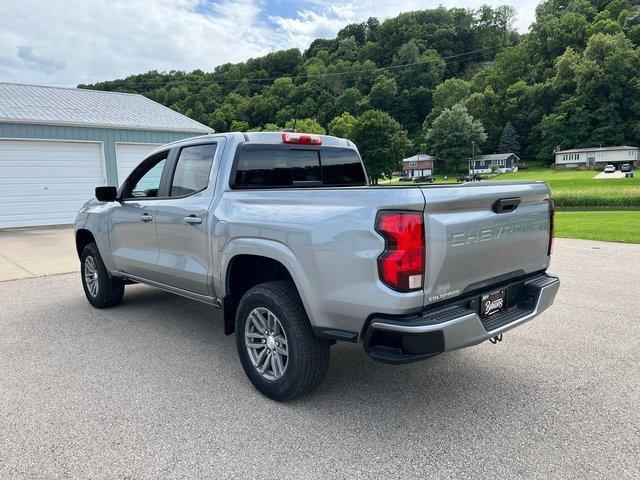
[0,82,213,133]
[554,146,637,154]
[471,153,519,161]
[402,153,435,163]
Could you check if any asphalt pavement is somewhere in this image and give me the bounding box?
[1,238,638,479]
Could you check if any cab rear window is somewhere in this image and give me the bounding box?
[231,144,367,188]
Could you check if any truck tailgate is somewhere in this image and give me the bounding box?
[421,181,551,306]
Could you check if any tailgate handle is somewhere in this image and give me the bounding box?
[493,197,521,214]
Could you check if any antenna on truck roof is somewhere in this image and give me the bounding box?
[283,105,300,132]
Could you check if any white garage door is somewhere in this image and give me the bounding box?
[116,143,162,185]
[0,140,105,229]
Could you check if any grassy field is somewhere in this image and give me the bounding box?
[555,211,640,243]
[384,165,639,207]
[498,165,640,208]
[382,164,640,243]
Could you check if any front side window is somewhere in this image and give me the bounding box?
[170,144,216,197]
[128,154,168,198]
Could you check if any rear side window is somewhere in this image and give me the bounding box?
[320,148,367,185]
[170,144,216,197]
[232,144,366,188]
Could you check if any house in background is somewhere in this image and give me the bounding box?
[469,153,519,174]
[402,153,435,177]
[554,146,639,169]
[0,82,212,228]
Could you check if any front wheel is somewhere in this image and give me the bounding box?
[81,243,125,308]
[235,281,330,401]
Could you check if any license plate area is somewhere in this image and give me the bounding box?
[480,289,506,318]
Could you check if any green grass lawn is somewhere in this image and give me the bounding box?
[384,164,639,208]
[382,164,640,243]
[555,210,640,244]
[497,165,640,208]
[379,174,458,185]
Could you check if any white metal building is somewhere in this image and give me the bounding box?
[0,82,212,228]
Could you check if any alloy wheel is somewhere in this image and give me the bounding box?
[244,307,288,381]
[84,256,99,297]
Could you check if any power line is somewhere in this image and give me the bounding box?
[79,44,505,89]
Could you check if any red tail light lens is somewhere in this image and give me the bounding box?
[548,199,555,255]
[282,132,322,145]
[375,211,425,292]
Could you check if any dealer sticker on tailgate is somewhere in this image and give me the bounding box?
[480,290,506,317]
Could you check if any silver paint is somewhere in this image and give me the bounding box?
[75,132,554,342]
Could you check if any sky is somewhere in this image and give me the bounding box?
[0,0,541,87]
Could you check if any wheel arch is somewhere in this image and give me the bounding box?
[220,239,316,335]
[75,228,96,258]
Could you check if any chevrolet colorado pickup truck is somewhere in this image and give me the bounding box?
[75,131,560,400]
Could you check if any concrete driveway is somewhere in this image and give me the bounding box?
[0,226,77,281]
[594,170,626,179]
[1,238,639,479]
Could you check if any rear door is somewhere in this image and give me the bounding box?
[153,141,219,295]
[110,151,169,279]
[421,182,552,306]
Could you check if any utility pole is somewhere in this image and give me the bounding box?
[471,140,475,180]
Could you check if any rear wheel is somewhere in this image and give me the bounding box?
[81,243,124,308]
[235,281,330,401]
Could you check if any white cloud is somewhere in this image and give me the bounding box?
[0,0,279,86]
[270,0,541,49]
[0,0,541,87]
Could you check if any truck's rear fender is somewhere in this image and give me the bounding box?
[214,188,427,338]
[218,238,317,327]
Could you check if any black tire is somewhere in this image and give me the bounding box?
[80,242,125,308]
[235,281,330,401]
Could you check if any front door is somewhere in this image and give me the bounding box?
[154,142,218,295]
[587,155,596,167]
[110,152,168,279]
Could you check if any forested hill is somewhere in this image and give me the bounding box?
[82,0,640,178]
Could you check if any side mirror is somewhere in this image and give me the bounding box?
[95,186,118,202]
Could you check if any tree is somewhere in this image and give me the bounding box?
[423,78,471,127]
[497,121,521,154]
[328,112,357,139]
[284,118,326,134]
[351,110,412,184]
[367,76,398,113]
[81,1,640,164]
[424,104,487,172]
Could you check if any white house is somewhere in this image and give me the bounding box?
[469,153,519,174]
[554,146,639,169]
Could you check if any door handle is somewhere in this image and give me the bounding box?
[140,213,153,222]
[492,197,521,214]
[184,215,203,225]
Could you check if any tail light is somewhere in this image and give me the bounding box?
[375,211,425,292]
[282,132,322,145]
[548,199,555,255]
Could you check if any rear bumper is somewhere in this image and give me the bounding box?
[363,273,560,364]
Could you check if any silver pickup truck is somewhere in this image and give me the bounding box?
[75,131,559,400]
